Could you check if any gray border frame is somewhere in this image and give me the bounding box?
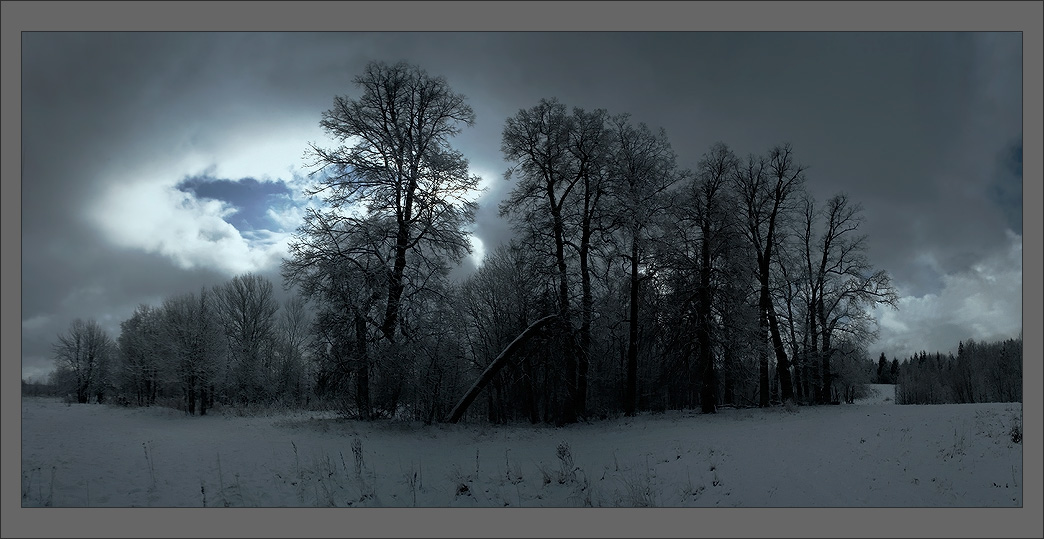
[3,1,1040,538]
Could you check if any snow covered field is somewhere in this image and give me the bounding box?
[19,385,1023,512]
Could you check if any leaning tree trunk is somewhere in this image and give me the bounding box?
[446,315,558,424]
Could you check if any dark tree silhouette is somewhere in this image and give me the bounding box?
[52,318,113,404]
[736,144,805,406]
[606,115,681,416]
[288,61,480,418]
[305,61,479,344]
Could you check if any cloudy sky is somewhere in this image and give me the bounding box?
[19,30,1024,381]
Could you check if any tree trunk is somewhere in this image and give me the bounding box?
[354,311,371,420]
[758,284,771,408]
[624,238,640,416]
[818,298,833,403]
[551,205,578,425]
[767,307,794,402]
[578,242,592,421]
[382,239,408,343]
[697,233,716,414]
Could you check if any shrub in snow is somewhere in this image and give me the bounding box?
[556,441,577,484]
[1009,419,1022,444]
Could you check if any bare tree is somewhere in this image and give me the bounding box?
[52,318,113,404]
[274,294,312,405]
[565,107,612,419]
[289,61,479,418]
[284,213,382,419]
[801,194,899,402]
[500,98,583,423]
[455,241,546,423]
[116,304,163,406]
[605,115,681,416]
[305,60,479,344]
[736,144,805,406]
[161,289,223,415]
[212,273,279,405]
[685,142,739,413]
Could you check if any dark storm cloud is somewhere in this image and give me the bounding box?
[989,139,1023,234]
[21,31,1023,378]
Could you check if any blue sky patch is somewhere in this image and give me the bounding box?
[176,176,294,232]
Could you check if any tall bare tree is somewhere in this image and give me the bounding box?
[52,318,113,404]
[736,144,805,406]
[801,193,899,402]
[116,305,163,406]
[290,61,479,418]
[565,107,613,419]
[161,289,223,415]
[500,98,582,423]
[606,115,681,416]
[213,273,279,404]
[686,142,739,413]
[305,61,479,344]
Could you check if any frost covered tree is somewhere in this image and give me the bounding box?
[160,289,224,415]
[116,304,164,406]
[303,60,479,344]
[51,318,113,404]
[212,273,279,405]
[605,115,682,415]
[289,61,480,419]
[500,98,584,423]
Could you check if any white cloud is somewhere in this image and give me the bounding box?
[874,230,1022,357]
[88,178,291,277]
[208,124,323,183]
[82,119,325,278]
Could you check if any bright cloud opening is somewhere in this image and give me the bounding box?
[88,179,293,277]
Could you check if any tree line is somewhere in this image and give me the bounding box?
[894,337,1023,405]
[48,274,311,413]
[40,61,1019,422]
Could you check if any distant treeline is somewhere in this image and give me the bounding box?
[893,337,1022,405]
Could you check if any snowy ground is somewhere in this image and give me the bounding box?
[19,385,1023,511]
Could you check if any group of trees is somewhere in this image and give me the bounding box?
[49,273,313,414]
[41,61,1018,424]
[272,61,901,425]
[895,337,1023,405]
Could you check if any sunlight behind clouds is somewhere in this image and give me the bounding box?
[468,234,486,268]
[84,123,320,277]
